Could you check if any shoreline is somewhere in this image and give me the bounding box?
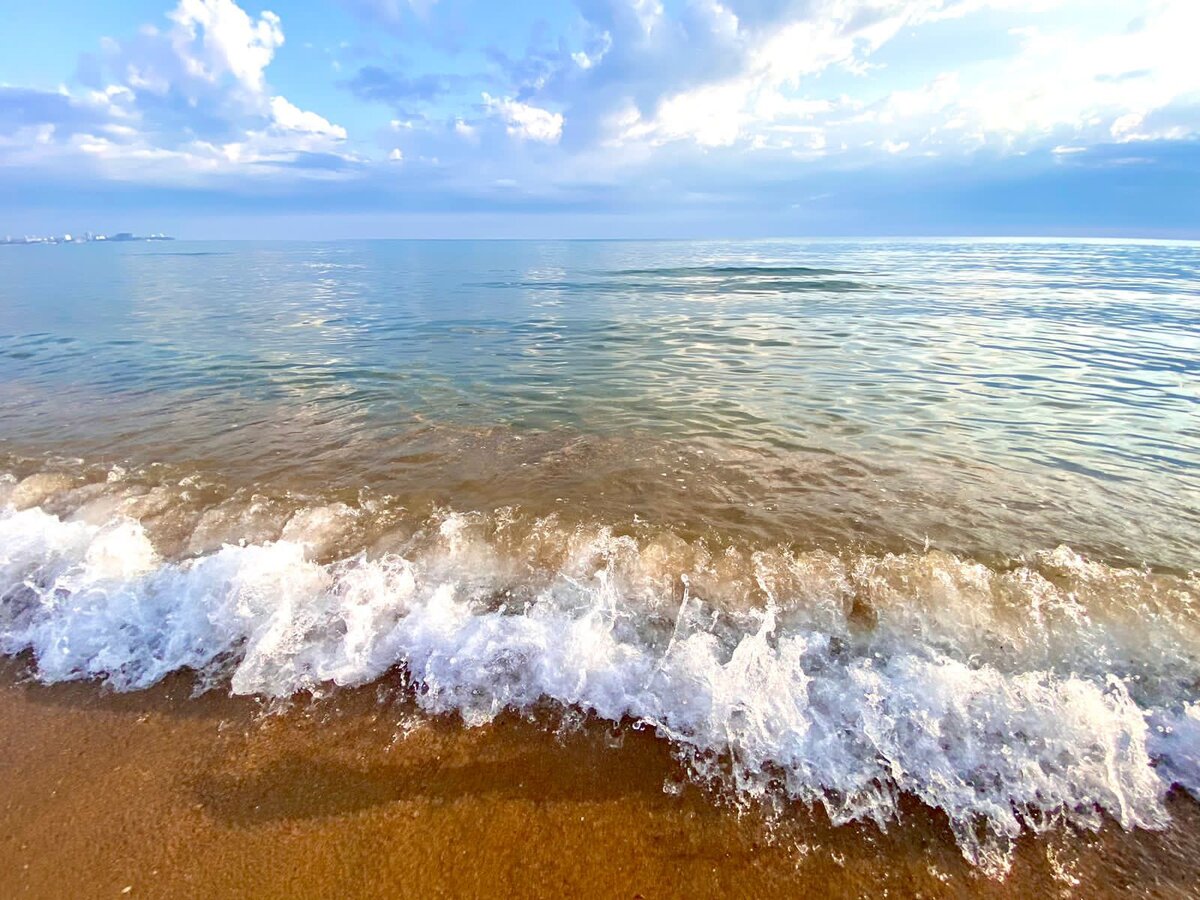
[3,665,1199,898]
[2,236,1199,897]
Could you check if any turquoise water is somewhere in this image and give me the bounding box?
[1,238,1196,567]
[3,238,1200,872]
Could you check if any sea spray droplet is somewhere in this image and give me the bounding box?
[2,495,1198,873]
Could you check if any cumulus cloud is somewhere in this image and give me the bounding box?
[479,0,1200,161]
[2,0,1198,229]
[482,93,563,143]
[168,0,283,92]
[846,0,1200,153]
[454,118,478,141]
[0,87,110,134]
[0,0,347,182]
[269,96,347,139]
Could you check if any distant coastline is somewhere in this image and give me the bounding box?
[1,232,174,246]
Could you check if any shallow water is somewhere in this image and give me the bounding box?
[1,238,1198,877]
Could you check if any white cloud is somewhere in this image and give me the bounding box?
[572,30,613,70]
[482,93,563,143]
[624,81,750,147]
[595,0,1200,157]
[860,0,1200,151]
[3,0,1199,212]
[0,0,349,182]
[270,96,346,139]
[630,0,665,36]
[604,0,954,150]
[168,0,283,92]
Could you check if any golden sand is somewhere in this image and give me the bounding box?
[2,664,1198,899]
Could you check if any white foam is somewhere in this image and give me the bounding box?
[1,500,1198,874]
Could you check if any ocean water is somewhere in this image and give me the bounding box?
[1,238,1198,874]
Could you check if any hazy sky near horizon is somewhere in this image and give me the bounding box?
[1,0,1198,238]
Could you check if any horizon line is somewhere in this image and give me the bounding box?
[7,233,1200,245]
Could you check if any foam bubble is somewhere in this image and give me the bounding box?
[1,497,1198,874]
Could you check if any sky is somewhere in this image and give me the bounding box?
[1,0,1198,238]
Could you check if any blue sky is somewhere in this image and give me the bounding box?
[1,0,1198,238]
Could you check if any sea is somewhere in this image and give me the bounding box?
[1,238,1198,884]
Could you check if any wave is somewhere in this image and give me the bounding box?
[470,277,869,295]
[1,469,1198,875]
[608,266,849,277]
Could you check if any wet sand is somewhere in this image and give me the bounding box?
[2,664,1198,899]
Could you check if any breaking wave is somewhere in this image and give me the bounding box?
[1,468,1198,875]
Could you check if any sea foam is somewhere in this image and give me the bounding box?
[1,491,1198,875]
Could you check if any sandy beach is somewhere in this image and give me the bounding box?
[3,239,1200,896]
[3,661,1199,899]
